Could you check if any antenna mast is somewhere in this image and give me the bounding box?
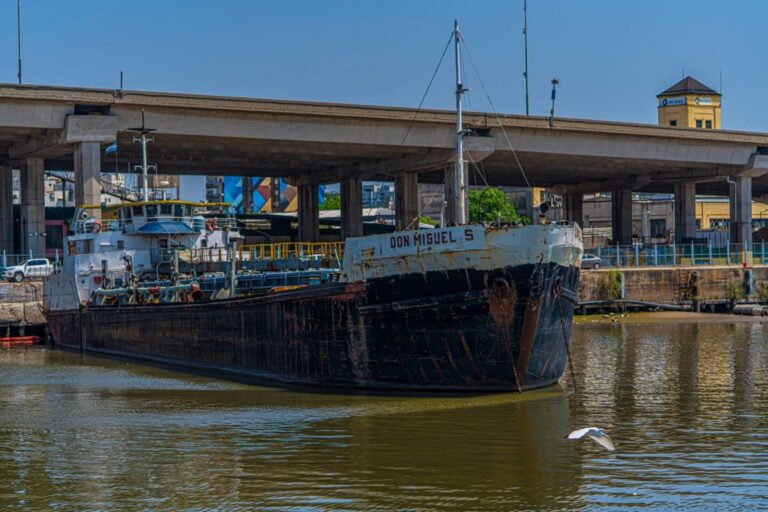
[17,0,22,84]
[523,0,529,115]
[128,109,157,201]
[454,20,468,225]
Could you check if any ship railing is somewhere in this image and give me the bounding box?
[238,242,345,264]
[74,218,127,234]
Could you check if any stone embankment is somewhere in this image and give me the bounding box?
[579,265,765,311]
[0,282,46,333]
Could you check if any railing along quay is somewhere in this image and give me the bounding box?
[591,241,768,268]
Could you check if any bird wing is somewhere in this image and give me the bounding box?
[588,433,615,451]
[567,427,595,440]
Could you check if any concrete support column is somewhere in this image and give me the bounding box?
[340,177,363,239]
[563,193,583,225]
[297,183,319,242]
[20,158,46,256]
[0,166,13,254]
[674,182,696,244]
[395,172,419,230]
[611,189,633,244]
[74,141,102,221]
[730,176,753,251]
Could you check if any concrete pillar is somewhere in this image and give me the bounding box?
[298,183,319,242]
[674,182,696,244]
[563,193,583,225]
[730,176,753,251]
[0,166,13,255]
[74,141,102,221]
[395,172,419,230]
[20,158,46,256]
[340,177,363,239]
[611,189,633,244]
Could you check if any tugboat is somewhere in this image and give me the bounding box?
[44,22,583,391]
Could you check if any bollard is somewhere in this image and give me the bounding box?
[654,243,658,267]
[690,241,695,266]
[635,243,640,267]
[727,244,731,265]
[709,240,713,265]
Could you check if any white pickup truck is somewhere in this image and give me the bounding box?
[4,259,54,282]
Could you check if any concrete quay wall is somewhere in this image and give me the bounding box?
[579,265,766,305]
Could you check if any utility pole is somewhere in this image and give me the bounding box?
[523,0,529,115]
[17,0,22,84]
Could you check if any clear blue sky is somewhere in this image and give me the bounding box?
[1,0,767,131]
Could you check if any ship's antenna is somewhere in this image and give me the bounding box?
[16,0,22,84]
[454,20,468,225]
[523,0,529,116]
[127,109,157,201]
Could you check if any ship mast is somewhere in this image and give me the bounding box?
[128,109,156,201]
[454,20,468,225]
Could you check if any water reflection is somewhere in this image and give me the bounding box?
[0,319,767,510]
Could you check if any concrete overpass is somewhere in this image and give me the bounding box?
[3,83,768,254]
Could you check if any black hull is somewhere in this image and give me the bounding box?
[46,263,579,392]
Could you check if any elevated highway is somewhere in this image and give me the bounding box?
[2,83,768,252]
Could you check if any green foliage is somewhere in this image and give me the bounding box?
[759,283,768,303]
[418,216,437,227]
[726,281,744,301]
[319,194,341,211]
[598,270,623,302]
[468,188,528,224]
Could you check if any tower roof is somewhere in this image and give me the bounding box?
[658,76,720,97]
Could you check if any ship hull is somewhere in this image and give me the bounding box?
[46,261,579,392]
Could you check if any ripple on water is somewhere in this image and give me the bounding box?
[0,322,768,510]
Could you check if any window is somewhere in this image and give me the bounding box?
[650,219,667,238]
[201,239,208,248]
[669,120,677,127]
[710,218,730,230]
[146,205,158,221]
[695,119,703,128]
[132,206,143,216]
[160,203,173,215]
[705,120,713,129]
[123,208,132,220]
[45,224,63,250]
[117,240,125,250]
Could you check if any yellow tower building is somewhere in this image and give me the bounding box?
[657,76,721,129]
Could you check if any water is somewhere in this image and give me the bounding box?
[1,318,768,511]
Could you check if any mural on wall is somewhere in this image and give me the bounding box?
[223,177,323,214]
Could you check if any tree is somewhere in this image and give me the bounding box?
[468,188,528,224]
[319,194,341,211]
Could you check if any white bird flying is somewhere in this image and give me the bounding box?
[567,427,615,451]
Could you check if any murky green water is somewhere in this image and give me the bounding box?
[1,319,768,511]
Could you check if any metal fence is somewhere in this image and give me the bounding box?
[591,241,768,268]
[1,251,60,269]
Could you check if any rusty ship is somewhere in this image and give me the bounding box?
[43,22,583,392]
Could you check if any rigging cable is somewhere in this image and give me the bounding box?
[401,31,454,146]
[459,34,533,194]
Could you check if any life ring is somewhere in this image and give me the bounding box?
[205,218,217,232]
[92,220,102,233]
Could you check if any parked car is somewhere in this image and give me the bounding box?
[580,254,604,270]
[4,259,54,282]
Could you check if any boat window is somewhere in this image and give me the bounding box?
[132,205,143,216]
[160,204,173,215]
[201,238,208,248]
[146,205,158,220]
[117,240,125,250]
[178,205,188,217]
[123,208,132,220]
